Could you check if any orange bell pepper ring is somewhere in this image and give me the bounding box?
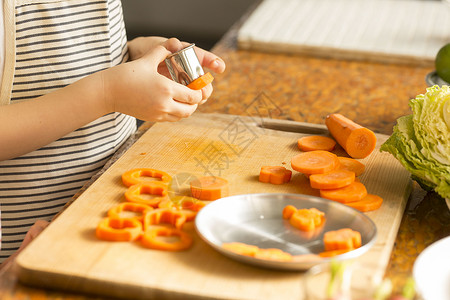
[96,217,143,242]
[122,168,172,187]
[143,208,197,230]
[125,181,169,207]
[141,226,193,251]
[108,202,153,222]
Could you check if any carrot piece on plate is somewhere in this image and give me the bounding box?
[319,181,367,203]
[291,150,340,175]
[297,135,336,152]
[319,249,352,258]
[325,113,377,159]
[190,176,228,200]
[222,242,260,257]
[337,157,365,176]
[254,248,293,261]
[345,194,383,212]
[259,166,292,185]
[289,207,325,231]
[309,169,355,190]
[282,205,298,219]
[323,228,362,251]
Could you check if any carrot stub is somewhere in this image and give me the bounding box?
[337,157,365,176]
[345,194,383,212]
[125,181,169,207]
[323,228,362,251]
[96,217,143,242]
[107,202,153,222]
[297,135,336,152]
[122,168,171,187]
[309,169,355,190]
[325,113,377,159]
[291,150,340,175]
[287,207,326,231]
[259,166,292,185]
[186,72,214,90]
[141,226,193,251]
[190,176,228,200]
[320,181,368,203]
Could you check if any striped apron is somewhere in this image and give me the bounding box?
[0,0,136,262]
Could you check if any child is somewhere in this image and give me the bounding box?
[0,0,226,265]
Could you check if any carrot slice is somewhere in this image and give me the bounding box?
[190,176,228,200]
[289,207,325,231]
[186,72,214,90]
[337,157,365,176]
[319,181,367,203]
[309,169,355,190]
[297,135,336,152]
[319,249,352,258]
[325,113,377,159]
[125,181,169,207]
[122,168,171,187]
[254,248,293,261]
[141,226,193,251]
[259,166,292,185]
[222,242,260,257]
[143,208,197,230]
[96,217,143,242]
[282,205,298,219]
[291,150,340,175]
[107,202,153,222]
[345,194,383,212]
[323,228,362,251]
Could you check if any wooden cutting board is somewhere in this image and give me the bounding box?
[16,113,411,300]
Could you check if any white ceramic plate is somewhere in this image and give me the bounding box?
[195,193,377,271]
[413,235,450,300]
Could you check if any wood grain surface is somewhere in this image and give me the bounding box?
[15,113,411,300]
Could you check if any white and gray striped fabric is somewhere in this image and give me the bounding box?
[0,0,136,262]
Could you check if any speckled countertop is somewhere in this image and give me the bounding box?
[1,3,449,300]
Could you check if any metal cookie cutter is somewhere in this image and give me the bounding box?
[165,43,214,90]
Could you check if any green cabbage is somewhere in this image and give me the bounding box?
[380,85,450,199]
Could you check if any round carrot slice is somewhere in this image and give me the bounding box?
[319,181,367,203]
[337,157,365,176]
[291,150,340,175]
[190,176,228,200]
[297,135,336,152]
[259,166,292,185]
[345,194,383,212]
[122,168,171,187]
[309,169,355,190]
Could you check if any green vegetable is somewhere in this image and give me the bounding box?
[436,43,450,84]
[380,85,450,199]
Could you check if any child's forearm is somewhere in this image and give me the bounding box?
[0,73,110,161]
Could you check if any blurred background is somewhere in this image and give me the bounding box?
[122,0,258,50]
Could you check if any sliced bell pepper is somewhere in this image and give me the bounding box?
[141,226,193,251]
[122,168,172,187]
[143,208,197,230]
[107,202,153,222]
[158,195,206,211]
[96,217,143,242]
[125,181,169,207]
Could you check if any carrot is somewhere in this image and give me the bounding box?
[323,228,362,251]
[291,150,340,175]
[288,207,325,231]
[222,242,260,257]
[107,202,153,222]
[125,181,169,207]
[190,176,228,200]
[345,194,383,212]
[292,254,323,262]
[309,169,355,190]
[141,226,193,251]
[319,181,367,203]
[337,157,365,176]
[282,205,297,219]
[143,208,197,230]
[96,217,143,242]
[122,168,171,187]
[259,166,292,185]
[319,249,352,258]
[297,135,336,152]
[186,72,214,90]
[254,248,293,261]
[325,113,377,159]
